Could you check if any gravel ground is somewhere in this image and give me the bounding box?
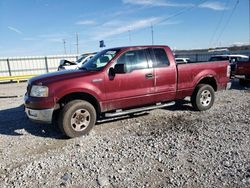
[0,80,249,188]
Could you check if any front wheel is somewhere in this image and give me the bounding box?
[59,100,96,138]
[191,84,215,111]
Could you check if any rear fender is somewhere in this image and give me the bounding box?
[193,70,218,91]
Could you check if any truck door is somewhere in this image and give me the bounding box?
[148,48,177,102]
[104,49,155,111]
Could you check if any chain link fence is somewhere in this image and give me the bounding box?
[0,55,78,77]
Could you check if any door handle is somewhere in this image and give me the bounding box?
[145,73,154,79]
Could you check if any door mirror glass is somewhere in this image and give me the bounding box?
[108,67,116,80]
[114,64,126,74]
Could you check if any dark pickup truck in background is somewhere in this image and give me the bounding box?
[235,60,250,85]
[24,45,230,138]
[209,54,249,76]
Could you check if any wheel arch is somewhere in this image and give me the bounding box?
[57,92,101,116]
[196,76,218,91]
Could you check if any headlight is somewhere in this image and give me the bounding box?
[30,85,49,97]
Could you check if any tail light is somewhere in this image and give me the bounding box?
[227,65,231,78]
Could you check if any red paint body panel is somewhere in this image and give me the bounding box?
[24,95,55,109]
[176,61,229,98]
[152,47,177,102]
[103,68,155,111]
[25,70,106,109]
[24,45,230,113]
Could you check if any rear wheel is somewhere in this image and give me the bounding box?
[191,84,215,111]
[239,79,248,86]
[59,100,96,138]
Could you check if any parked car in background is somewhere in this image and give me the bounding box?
[234,60,250,85]
[58,53,96,71]
[175,58,191,64]
[209,55,249,76]
[25,45,230,138]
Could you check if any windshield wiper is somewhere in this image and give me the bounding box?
[79,67,99,72]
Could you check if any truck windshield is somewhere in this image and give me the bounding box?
[76,54,89,64]
[80,49,119,71]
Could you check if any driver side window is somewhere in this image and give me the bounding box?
[117,49,148,72]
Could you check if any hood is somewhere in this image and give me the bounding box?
[29,69,97,85]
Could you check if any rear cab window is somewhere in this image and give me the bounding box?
[148,48,170,67]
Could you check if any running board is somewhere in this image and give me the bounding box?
[105,101,175,118]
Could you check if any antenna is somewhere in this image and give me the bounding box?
[63,39,66,54]
[151,23,154,45]
[76,32,79,54]
[128,30,132,45]
[69,40,72,54]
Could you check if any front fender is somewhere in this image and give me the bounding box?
[50,79,105,103]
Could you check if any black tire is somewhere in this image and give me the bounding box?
[58,100,96,138]
[191,84,215,111]
[239,79,248,86]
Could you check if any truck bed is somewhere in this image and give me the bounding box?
[176,61,229,98]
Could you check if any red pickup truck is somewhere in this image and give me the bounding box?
[234,60,250,85]
[24,45,230,138]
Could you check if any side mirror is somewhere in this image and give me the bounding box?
[114,64,126,74]
[108,67,116,80]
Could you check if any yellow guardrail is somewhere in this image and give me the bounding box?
[0,75,36,83]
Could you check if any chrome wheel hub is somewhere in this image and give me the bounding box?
[200,90,212,107]
[71,109,90,131]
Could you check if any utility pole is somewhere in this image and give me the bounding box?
[63,39,66,54]
[249,0,250,45]
[69,40,72,54]
[76,32,79,54]
[151,23,154,45]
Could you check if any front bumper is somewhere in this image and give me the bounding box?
[25,108,54,124]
